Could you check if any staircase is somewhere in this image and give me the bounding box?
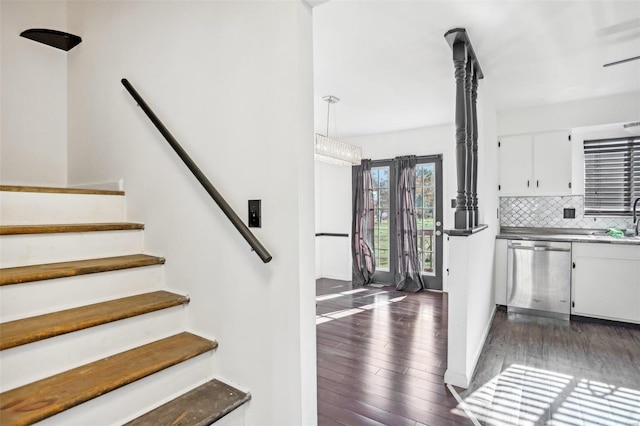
[0,185,250,425]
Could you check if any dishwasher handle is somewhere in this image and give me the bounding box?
[508,244,571,252]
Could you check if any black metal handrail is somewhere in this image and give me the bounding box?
[121,78,272,263]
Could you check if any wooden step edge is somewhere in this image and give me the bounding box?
[0,291,190,350]
[0,254,166,286]
[0,332,217,426]
[0,185,124,196]
[125,379,251,426]
[0,222,145,235]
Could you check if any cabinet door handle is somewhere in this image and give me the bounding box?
[527,180,530,187]
[536,180,539,187]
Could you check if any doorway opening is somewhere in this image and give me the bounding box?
[361,155,443,290]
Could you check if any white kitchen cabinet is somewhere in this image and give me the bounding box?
[494,238,508,305]
[572,243,640,324]
[498,130,572,196]
[498,134,533,195]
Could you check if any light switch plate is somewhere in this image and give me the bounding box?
[248,200,261,228]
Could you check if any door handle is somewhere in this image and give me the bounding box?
[435,230,442,236]
[436,221,442,227]
[508,245,570,252]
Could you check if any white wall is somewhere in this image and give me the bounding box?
[498,91,640,136]
[314,160,352,281]
[477,80,499,233]
[445,229,497,388]
[0,1,67,186]
[66,2,316,425]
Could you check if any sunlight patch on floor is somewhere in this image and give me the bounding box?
[315,288,368,301]
[458,365,640,426]
[315,295,407,325]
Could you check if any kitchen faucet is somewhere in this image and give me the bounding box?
[634,197,640,236]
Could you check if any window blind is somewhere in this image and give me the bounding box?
[583,137,640,216]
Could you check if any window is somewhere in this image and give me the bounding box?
[415,163,436,274]
[371,166,390,271]
[583,137,640,216]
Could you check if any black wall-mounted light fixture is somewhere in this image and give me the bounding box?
[20,28,82,51]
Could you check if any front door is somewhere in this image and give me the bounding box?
[367,156,443,290]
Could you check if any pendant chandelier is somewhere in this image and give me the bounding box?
[315,95,362,166]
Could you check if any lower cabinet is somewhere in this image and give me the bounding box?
[572,243,640,324]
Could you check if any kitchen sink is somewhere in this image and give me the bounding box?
[587,230,640,240]
[500,227,640,244]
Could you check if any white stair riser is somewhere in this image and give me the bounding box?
[0,266,164,322]
[0,306,188,391]
[38,353,214,426]
[0,230,144,268]
[0,192,125,224]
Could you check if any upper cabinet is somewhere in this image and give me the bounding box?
[498,134,533,195]
[498,130,572,196]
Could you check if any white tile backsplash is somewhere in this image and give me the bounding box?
[500,196,634,230]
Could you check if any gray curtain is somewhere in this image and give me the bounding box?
[352,160,375,285]
[394,156,425,292]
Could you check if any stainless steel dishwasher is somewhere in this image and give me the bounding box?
[507,240,572,319]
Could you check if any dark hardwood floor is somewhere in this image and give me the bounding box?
[316,278,640,426]
[315,278,473,426]
[461,310,640,426]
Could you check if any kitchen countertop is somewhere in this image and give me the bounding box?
[497,228,640,245]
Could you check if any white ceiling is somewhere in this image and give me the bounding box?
[313,0,640,137]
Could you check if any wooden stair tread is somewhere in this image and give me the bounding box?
[0,254,165,286]
[0,223,144,235]
[0,291,189,350]
[125,379,251,426]
[0,185,124,196]
[0,332,217,426]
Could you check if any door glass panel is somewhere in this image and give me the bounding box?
[371,166,390,271]
[415,163,436,275]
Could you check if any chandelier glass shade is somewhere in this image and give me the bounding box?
[315,95,361,166]
[315,134,362,166]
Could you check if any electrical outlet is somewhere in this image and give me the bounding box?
[563,208,576,219]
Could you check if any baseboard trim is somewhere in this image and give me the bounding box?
[316,274,351,281]
[444,370,470,388]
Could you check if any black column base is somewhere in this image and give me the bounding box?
[455,210,470,229]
